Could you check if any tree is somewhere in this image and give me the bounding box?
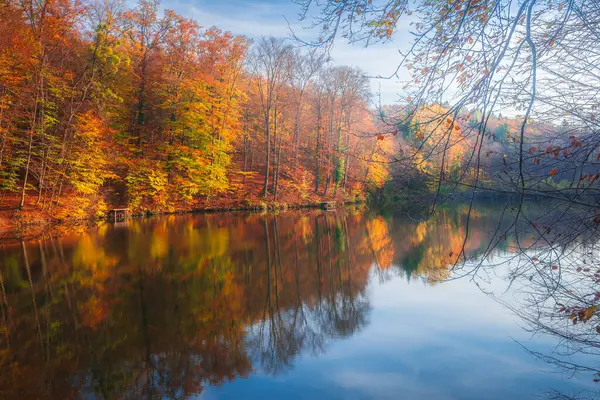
[290,48,328,167]
[248,37,293,198]
[0,0,390,219]
[122,0,178,150]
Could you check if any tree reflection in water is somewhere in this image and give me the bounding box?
[0,204,599,399]
[0,209,384,398]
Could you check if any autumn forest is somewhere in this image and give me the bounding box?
[2,0,595,234]
[0,0,392,230]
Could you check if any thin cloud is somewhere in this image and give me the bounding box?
[162,0,411,104]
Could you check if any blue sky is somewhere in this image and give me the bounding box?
[159,0,412,104]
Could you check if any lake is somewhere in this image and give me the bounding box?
[0,204,598,399]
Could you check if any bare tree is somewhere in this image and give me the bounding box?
[248,37,293,197]
[310,69,329,194]
[290,48,329,168]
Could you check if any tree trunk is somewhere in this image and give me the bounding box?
[19,129,34,209]
[37,147,47,204]
[293,91,304,169]
[20,95,39,210]
[0,99,7,171]
[134,50,149,150]
[263,109,271,197]
[274,129,283,201]
[274,108,281,201]
[243,133,249,184]
[314,111,321,194]
[242,107,250,184]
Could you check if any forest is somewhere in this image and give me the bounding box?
[2,0,597,235]
[0,0,393,231]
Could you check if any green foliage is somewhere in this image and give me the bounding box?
[376,176,429,211]
[126,160,170,212]
[0,158,21,195]
[494,123,509,142]
[334,156,345,184]
[397,119,414,141]
[536,177,572,191]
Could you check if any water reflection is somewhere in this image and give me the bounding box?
[0,205,596,399]
[0,210,384,398]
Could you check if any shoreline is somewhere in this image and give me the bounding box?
[0,200,365,243]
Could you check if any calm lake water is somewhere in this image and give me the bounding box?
[0,205,597,399]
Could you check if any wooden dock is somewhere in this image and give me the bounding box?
[320,201,336,211]
[109,208,130,222]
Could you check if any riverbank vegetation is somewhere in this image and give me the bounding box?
[2,0,596,235]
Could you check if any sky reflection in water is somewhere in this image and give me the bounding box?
[204,266,592,400]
